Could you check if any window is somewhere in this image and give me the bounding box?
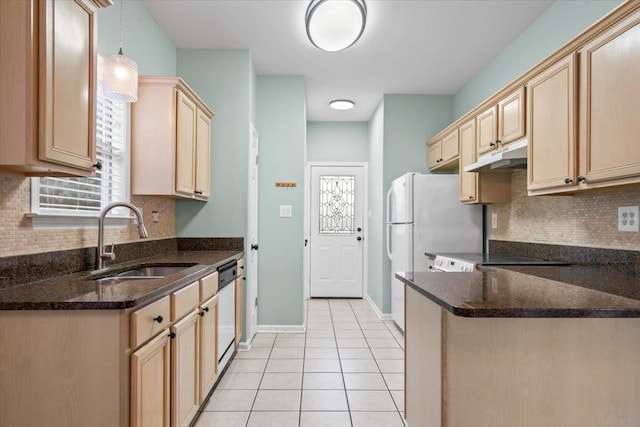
[31,56,130,226]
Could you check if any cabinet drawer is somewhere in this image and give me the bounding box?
[171,281,200,321]
[130,296,171,349]
[200,271,219,302]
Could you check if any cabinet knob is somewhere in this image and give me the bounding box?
[436,158,442,163]
[168,332,176,339]
[203,307,209,312]
[489,142,496,147]
[251,244,259,251]
[564,177,573,184]
[578,176,586,183]
[153,315,163,323]
[194,190,203,195]
[198,311,206,317]
[93,162,102,170]
[468,195,474,200]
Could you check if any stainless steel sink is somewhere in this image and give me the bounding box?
[89,263,197,283]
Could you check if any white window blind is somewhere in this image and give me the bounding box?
[31,56,129,221]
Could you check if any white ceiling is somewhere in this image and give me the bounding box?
[140,0,554,122]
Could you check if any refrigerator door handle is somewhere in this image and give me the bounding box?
[386,187,393,260]
[386,187,393,224]
[386,223,392,260]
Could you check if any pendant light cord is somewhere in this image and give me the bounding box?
[118,0,125,55]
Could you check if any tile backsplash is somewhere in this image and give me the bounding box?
[490,170,640,251]
[0,173,176,257]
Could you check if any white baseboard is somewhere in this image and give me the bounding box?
[236,341,251,351]
[256,324,306,334]
[365,294,393,320]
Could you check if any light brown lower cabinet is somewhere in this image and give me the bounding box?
[0,274,225,427]
[131,330,171,427]
[405,285,640,427]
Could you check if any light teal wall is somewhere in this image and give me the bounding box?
[175,50,251,238]
[306,122,369,162]
[256,76,306,326]
[98,1,176,75]
[453,0,623,119]
[367,100,384,310]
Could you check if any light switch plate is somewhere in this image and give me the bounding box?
[280,205,292,218]
[618,206,639,232]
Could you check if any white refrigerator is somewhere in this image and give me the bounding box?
[386,173,483,331]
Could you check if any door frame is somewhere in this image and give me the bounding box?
[246,123,259,343]
[304,162,369,301]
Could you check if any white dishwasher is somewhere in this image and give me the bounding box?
[217,260,237,371]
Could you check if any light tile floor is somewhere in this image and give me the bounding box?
[194,298,405,427]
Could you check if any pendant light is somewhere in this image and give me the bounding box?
[306,0,367,52]
[103,0,138,103]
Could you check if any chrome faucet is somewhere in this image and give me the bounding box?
[96,202,149,270]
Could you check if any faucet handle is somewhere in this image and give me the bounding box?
[100,243,116,261]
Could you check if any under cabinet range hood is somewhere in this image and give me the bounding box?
[464,139,528,172]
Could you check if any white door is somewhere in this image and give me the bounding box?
[247,124,259,341]
[310,166,364,298]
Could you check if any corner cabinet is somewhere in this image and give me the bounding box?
[458,118,511,204]
[0,0,105,176]
[131,76,214,201]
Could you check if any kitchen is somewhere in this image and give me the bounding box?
[1,0,640,426]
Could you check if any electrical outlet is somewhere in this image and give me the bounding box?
[618,206,639,232]
[491,213,498,229]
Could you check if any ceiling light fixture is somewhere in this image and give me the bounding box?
[306,0,367,52]
[330,99,355,110]
[103,0,138,103]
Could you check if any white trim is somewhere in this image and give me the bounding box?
[366,294,393,320]
[304,161,369,300]
[236,342,252,351]
[256,324,306,334]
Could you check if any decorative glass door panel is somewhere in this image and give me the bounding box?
[319,175,355,235]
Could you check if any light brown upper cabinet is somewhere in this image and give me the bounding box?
[527,54,577,193]
[0,0,105,176]
[427,128,459,171]
[131,76,214,201]
[476,86,526,156]
[528,9,640,195]
[578,10,640,188]
[459,118,511,204]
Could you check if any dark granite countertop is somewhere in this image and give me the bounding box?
[397,265,640,318]
[0,251,242,310]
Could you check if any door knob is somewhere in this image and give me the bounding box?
[251,244,259,251]
[357,236,363,241]
[357,227,362,232]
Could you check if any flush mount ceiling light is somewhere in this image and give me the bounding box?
[103,0,138,103]
[306,0,367,52]
[330,99,355,110]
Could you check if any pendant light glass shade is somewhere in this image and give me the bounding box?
[103,0,138,103]
[103,48,138,103]
[306,0,367,52]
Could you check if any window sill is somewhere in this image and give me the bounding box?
[26,213,134,229]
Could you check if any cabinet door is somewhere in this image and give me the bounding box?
[441,128,459,163]
[459,119,478,203]
[497,86,526,146]
[171,310,200,427]
[235,277,243,346]
[199,295,219,403]
[176,91,197,197]
[131,330,171,427]
[194,109,212,199]
[39,0,96,171]
[579,11,640,184]
[476,106,497,156]
[427,140,442,169]
[527,54,577,192]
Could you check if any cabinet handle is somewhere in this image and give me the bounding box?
[203,307,209,312]
[468,196,474,200]
[489,142,496,147]
[194,190,203,195]
[198,311,206,317]
[436,158,442,163]
[251,244,259,251]
[168,332,176,339]
[564,177,573,184]
[93,162,102,170]
[496,139,501,145]
[153,315,163,323]
[578,176,586,183]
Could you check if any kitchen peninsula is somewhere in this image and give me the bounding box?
[398,267,640,427]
